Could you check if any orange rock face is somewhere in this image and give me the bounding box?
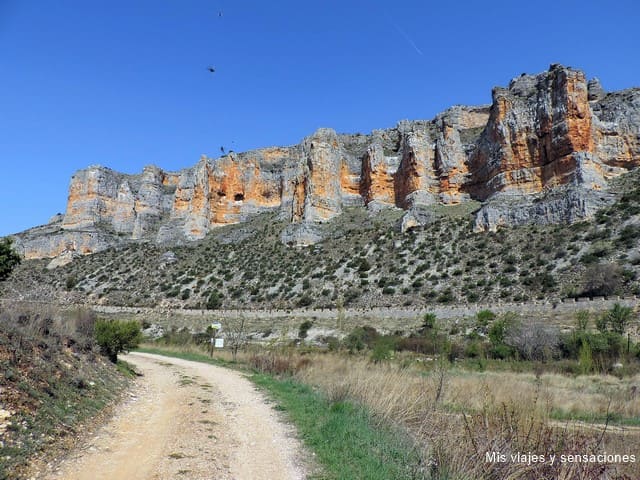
[467,66,598,200]
[16,64,640,258]
[340,160,361,199]
[360,144,396,205]
[435,106,489,204]
[394,128,437,208]
[171,150,291,239]
[288,128,344,223]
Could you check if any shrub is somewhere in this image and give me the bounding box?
[505,319,560,361]
[581,263,622,297]
[297,294,313,307]
[206,290,223,309]
[65,275,78,291]
[370,336,397,363]
[419,313,438,334]
[578,340,594,374]
[95,319,142,363]
[298,320,313,339]
[487,316,510,346]
[575,310,590,331]
[476,310,496,331]
[343,326,379,352]
[0,237,21,280]
[606,303,634,335]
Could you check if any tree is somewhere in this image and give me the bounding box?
[595,303,634,335]
[578,339,594,374]
[582,263,623,297]
[0,237,21,281]
[505,319,560,361]
[605,303,633,335]
[206,290,222,310]
[419,313,438,335]
[224,316,248,361]
[95,319,142,363]
[298,320,313,339]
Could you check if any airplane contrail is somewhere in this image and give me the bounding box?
[391,21,424,56]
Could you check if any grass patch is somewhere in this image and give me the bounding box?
[250,374,424,480]
[550,409,640,427]
[116,359,139,377]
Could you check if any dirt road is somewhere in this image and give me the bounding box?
[38,352,308,480]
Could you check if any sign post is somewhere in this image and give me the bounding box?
[209,322,222,357]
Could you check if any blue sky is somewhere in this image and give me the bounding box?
[1,0,639,236]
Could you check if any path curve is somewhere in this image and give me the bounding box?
[39,352,308,480]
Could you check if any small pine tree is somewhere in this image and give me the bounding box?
[206,291,222,310]
[0,237,21,281]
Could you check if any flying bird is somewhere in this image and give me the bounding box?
[207,66,216,73]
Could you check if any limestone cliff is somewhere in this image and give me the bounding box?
[11,64,640,259]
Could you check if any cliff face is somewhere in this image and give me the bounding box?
[12,64,640,259]
[469,64,639,230]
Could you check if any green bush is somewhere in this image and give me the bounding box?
[206,290,223,309]
[343,326,379,353]
[95,319,142,363]
[370,336,397,363]
[297,294,313,307]
[419,313,438,334]
[65,275,78,291]
[298,320,313,339]
[606,303,634,335]
[0,237,21,281]
[490,343,515,360]
[476,309,496,331]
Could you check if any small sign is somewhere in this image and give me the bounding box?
[215,338,224,348]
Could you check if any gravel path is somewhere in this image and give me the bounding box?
[38,352,308,480]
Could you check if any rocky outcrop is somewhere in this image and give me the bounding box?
[469,65,639,230]
[473,184,614,232]
[591,88,640,168]
[467,65,597,199]
[11,64,640,259]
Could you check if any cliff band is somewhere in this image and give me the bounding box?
[14,65,640,260]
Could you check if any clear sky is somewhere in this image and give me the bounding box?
[1,0,639,236]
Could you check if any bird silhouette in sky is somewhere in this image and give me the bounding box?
[207,66,215,73]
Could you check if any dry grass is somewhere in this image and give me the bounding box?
[294,354,640,479]
[142,340,639,478]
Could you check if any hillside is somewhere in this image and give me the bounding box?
[0,305,128,479]
[4,167,640,311]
